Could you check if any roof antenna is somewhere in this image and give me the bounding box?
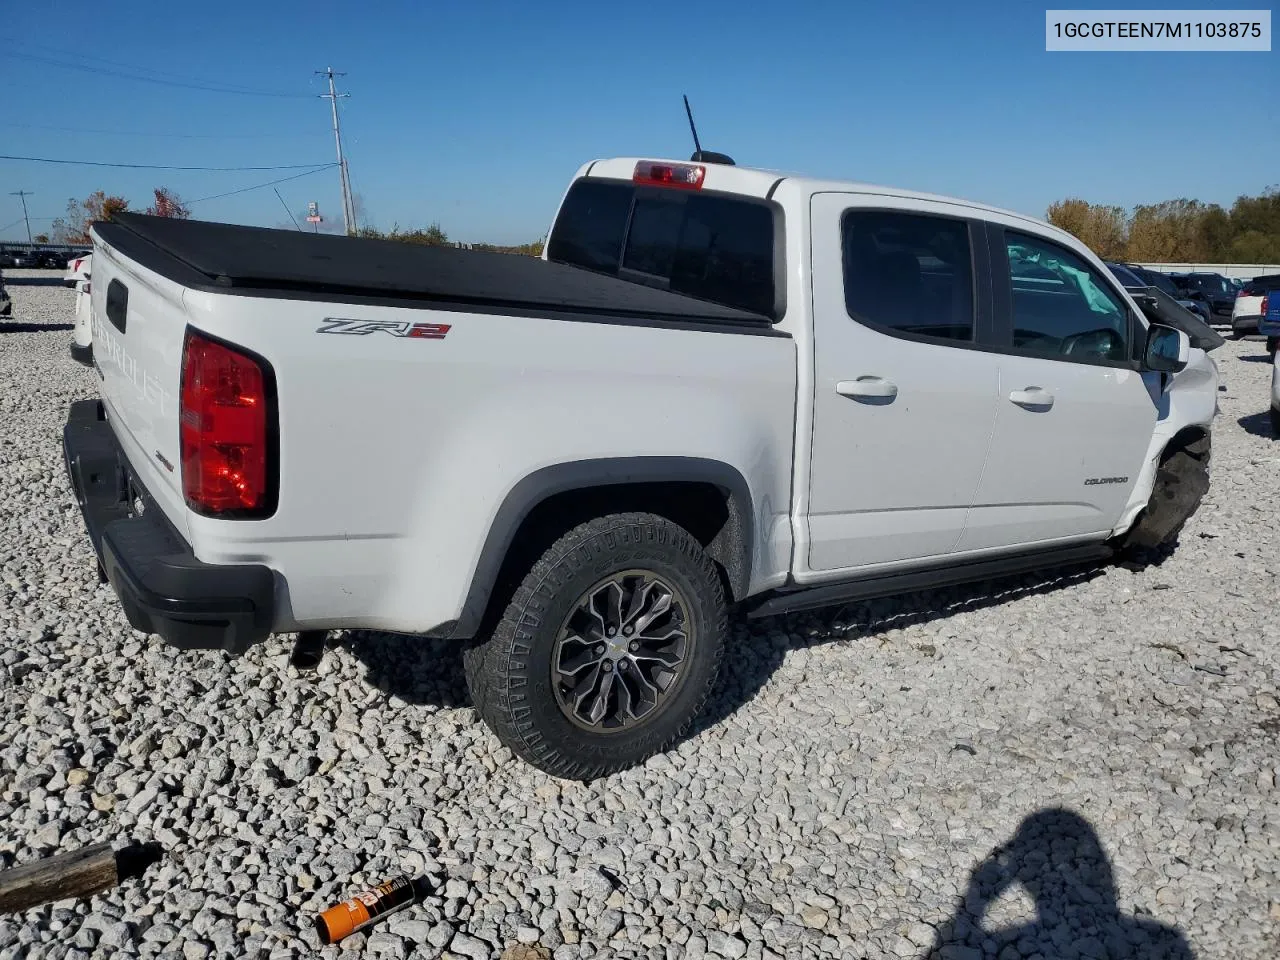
[682,95,735,166]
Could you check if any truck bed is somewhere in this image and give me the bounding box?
[96,213,773,326]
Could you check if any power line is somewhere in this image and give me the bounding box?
[5,50,311,98]
[274,188,303,231]
[0,154,334,172]
[1,121,321,141]
[187,165,337,204]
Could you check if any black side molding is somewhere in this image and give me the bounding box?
[747,542,1113,619]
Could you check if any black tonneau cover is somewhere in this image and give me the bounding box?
[97,213,772,326]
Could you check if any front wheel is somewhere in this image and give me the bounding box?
[463,512,728,780]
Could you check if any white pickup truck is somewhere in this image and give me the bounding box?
[64,156,1219,778]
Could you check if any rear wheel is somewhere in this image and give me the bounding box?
[463,512,727,780]
[1271,407,1280,437]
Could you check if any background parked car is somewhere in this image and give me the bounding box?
[1232,273,1280,343]
[64,254,91,288]
[1123,264,1203,313]
[1171,272,1237,323]
[1104,262,1225,354]
[1271,353,1280,434]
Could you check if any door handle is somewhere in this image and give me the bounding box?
[836,377,899,401]
[1009,387,1055,409]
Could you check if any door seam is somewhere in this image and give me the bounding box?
[952,364,1001,552]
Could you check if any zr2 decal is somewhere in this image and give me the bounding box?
[317,318,451,340]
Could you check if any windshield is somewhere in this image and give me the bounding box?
[1106,264,1145,288]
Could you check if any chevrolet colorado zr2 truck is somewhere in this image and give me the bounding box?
[63,156,1219,779]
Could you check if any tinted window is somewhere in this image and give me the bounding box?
[547,179,777,317]
[1142,270,1179,297]
[841,211,974,342]
[1006,233,1129,363]
[546,180,633,273]
[1106,263,1145,288]
[1190,274,1232,296]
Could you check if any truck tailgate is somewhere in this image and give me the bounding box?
[88,228,193,539]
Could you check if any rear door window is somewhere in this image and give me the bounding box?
[548,179,779,317]
[840,210,975,342]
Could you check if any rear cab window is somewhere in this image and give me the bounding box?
[547,179,781,319]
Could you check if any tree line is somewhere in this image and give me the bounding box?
[1045,186,1280,263]
[45,189,544,257]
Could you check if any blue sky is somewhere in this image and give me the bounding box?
[1,1,1277,244]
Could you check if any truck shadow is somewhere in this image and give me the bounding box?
[343,561,1112,742]
[690,562,1107,739]
[2,276,66,287]
[339,630,472,709]
[0,322,75,333]
[915,806,1195,959]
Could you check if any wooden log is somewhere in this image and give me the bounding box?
[0,842,162,913]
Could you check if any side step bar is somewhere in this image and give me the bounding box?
[746,542,1114,619]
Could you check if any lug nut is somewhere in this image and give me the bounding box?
[602,661,613,672]
[623,626,633,636]
[595,644,606,655]
[606,627,616,637]
[629,641,639,652]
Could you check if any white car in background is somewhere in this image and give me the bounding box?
[64,253,91,289]
[1232,274,1280,344]
[71,277,94,366]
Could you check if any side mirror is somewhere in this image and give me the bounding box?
[1143,323,1190,373]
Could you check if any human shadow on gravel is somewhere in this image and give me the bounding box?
[1235,355,1274,363]
[915,808,1194,960]
[1237,412,1277,439]
[0,322,75,333]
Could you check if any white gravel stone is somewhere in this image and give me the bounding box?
[1,276,1278,959]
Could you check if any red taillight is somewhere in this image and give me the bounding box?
[633,160,705,190]
[179,330,273,516]
[73,258,83,272]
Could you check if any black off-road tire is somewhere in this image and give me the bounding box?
[1270,407,1280,437]
[463,512,728,780]
[1120,436,1212,554]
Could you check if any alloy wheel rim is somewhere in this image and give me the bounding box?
[551,570,693,732]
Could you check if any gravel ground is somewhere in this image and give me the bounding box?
[1,271,1277,960]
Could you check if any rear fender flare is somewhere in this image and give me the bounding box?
[452,457,754,638]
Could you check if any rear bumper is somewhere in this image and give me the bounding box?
[62,398,275,653]
[70,342,93,367]
[1233,314,1261,335]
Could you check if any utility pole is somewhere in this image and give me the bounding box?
[9,191,33,243]
[316,67,356,235]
